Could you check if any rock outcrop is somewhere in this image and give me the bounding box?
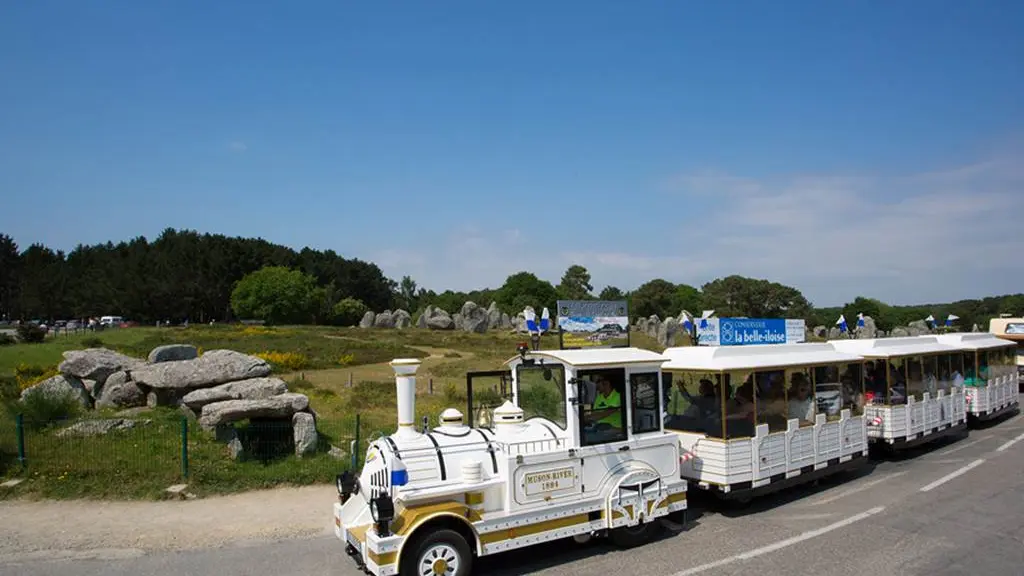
[20,375,91,409]
[198,393,311,431]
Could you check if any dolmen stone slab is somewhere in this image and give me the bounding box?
[59,348,146,384]
[181,377,289,414]
[133,350,271,390]
[198,393,310,431]
[56,418,150,438]
[148,344,199,363]
[95,371,146,409]
[21,375,91,408]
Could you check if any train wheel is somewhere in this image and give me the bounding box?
[400,528,472,576]
[609,519,661,549]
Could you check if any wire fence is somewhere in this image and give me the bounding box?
[0,411,389,498]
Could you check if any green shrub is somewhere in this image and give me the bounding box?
[443,383,466,404]
[81,336,104,348]
[9,386,83,429]
[16,323,47,343]
[0,333,15,346]
[0,376,18,401]
[333,298,369,327]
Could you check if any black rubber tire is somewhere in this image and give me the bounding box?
[608,519,661,549]
[399,528,473,576]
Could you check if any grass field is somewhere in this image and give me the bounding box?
[0,324,663,500]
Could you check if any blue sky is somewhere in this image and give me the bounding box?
[2,1,1023,307]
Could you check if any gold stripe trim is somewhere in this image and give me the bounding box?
[479,513,592,544]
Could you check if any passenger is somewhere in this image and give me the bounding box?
[684,379,721,434]
[665,377,693,425]
[840,371,865,411]
[787,372,815,423]
[725,379,756,437]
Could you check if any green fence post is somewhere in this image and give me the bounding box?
[180,415,189,479]
[350,413,360,470]
[16,414,26,468]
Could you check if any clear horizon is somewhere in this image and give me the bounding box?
[2,1,1022,308]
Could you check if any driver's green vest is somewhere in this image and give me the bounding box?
[595,389,622,427]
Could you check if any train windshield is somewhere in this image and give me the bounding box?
[515,363,567,430]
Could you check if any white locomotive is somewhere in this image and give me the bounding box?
[333,343,688,576]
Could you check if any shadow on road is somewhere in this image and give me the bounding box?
[476,510,706,575]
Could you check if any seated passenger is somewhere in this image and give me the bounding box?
[726,380,756,437]
[787,373,815,423]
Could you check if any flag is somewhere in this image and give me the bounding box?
[699,310,714,329]
[524,308,538,333]
[857,313,865,328]
[946,314,959,327]
[680,311,694,332]
[539,308,550,333]
[836,314,848,333]
[925,314,935,329]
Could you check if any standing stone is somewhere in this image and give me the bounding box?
[293,412,317,456]
[393,309,412,329]
[460,302,489,334]
[359,311,375,328]
[657,317,680,347]
[373,310,394,328]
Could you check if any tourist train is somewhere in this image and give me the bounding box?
[332,323,1020,576]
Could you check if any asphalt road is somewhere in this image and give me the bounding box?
[4,409,1022,576]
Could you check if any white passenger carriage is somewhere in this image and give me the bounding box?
[934,333,1020,422]
[332,344,688,576]
[661,343,870,501]
[829,336,968,448]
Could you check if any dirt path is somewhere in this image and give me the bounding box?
[0,484,338,558]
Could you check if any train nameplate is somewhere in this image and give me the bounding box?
[524,467,576,495]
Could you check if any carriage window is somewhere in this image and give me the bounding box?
[841,363,866,416]
[951,353,965,388]
[864,359,888,404]
[905,356,924,402]
[922,355,938,397]
[813,364,851,420]
[888,357,907,404]
[753,369,785,433]
[786,367,815,427]
[723,371,756,438]
[630,372,661,435]
[578,368,627,446]
[962,352,978,386]
[516,363,567,430]
[978,351,990,384]
[936,354,952,393]
[664,371,724,439]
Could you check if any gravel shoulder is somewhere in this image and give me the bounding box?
[0,484,337,560]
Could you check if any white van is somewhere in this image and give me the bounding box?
[100,316,124,327]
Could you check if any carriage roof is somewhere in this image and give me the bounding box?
[934,332,1018,351]
[504,347,667,368]
[661,342,863,371]
[828,335,960,357]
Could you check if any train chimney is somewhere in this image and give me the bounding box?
[390,358,422,439]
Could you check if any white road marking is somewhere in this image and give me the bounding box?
[935,435,992,457]
[996,431,1024,452]
[670,506,886,575]
[806,471,907,506]
[919,459,986,492]
[769,513,837,521]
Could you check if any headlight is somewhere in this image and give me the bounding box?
[370,494,396,537]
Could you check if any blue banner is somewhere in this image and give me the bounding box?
[696,318,804,346]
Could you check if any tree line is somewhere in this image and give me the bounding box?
[1,229,1021,330]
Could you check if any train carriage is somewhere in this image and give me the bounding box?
[332,344,688,576]
[934,333,1020,421]
[660,342,870,501]
[829,336,967,448]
